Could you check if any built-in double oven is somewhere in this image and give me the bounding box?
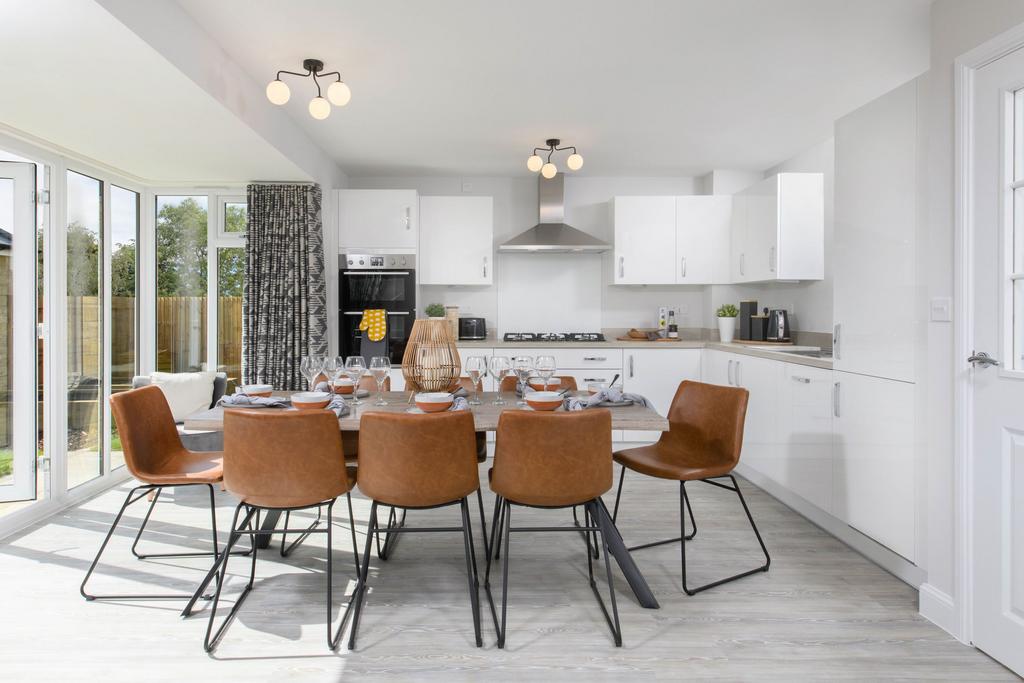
[339,253,416,364]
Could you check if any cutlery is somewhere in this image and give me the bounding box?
[609,373,621,388]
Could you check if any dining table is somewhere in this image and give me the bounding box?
[184,390,670,609]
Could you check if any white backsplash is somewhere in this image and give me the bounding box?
[496,253,603,333]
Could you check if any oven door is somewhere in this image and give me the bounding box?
[341,311,411,364]
[340,269,415,311]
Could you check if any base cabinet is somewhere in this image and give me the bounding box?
[832,371,916,561]
[776,365,834,513]
[622,349,701,442]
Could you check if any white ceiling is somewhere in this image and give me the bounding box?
[176,0,931,178]
[0,0,308,183]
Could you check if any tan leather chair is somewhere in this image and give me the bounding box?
[81,385,242,602]
[340,376,390,463]
[347,411,483,650]
[612,380,770,595]
[498,375,578,392]
[203,409,359,652]
[485,409,622,648]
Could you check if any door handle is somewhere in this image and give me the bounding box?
[404,207,411,230]
[833,381,840,418]
[740,253,745,276]
[618,256,624,278]
[727,359,734,385]
[833,323,841,360]
[483,256,487,279]
[735,360,741,386]
[792,376,810,384]
[967,351,1001,368]
[769,246,776,272]
[583,356,608,362]
[628,355,635,378]
[680,256,687,278]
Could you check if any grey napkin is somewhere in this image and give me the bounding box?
[452,386,469,398]
[565,387,652,412]
[327,395,351,417]
[451,396,470,411]
[219,392,290,409]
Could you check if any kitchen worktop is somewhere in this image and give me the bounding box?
[453,333,834,369]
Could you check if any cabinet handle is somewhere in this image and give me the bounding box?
[833,323,841,360]
[583,377,607,383]
[735,360,742,386]
[769,246,776,272]
[628,355,635,378]
[727,359,734,385]
[833,381,840,418]
[740,253,745,276]
[681,256,687,278]
[619,256,624,278]
[404,207,411,230]
[792,375,810,384]
[583,356,607,362]
[483,256,487,278]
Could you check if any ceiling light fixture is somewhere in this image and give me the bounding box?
[266,58,351,120]
[527,138,584,177]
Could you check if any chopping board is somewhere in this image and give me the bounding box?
[732,339,795,346]
[616,335,682,342]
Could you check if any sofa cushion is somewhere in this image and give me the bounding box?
[148,371,218,422]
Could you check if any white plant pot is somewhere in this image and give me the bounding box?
[718,316,736,344]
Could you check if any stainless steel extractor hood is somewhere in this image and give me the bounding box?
[499,173,609,253]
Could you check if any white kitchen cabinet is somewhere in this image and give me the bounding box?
[731,173,824,283]
[701,348,732,386]
[833,79,920,383]
[729,354,783,473]
[611,196,677,284]
[621,348,701,441]
[419,196,493,285]
[675,196,730,285]
[832,371,916,561]
[337,189,418,250]
[774,364,834,513]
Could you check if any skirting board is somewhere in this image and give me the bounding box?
[734,463,927,588]
[919,583,963,642]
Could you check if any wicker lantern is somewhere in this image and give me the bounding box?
[401,318,462,393]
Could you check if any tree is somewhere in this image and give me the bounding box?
[111,241,136,297]
[66,222,98,296]
[156,197,208,296]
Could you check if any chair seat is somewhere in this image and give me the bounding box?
[138,451,224,486]
[239,466,357,510]
[613,443,734,482]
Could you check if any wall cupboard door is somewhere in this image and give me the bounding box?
[675,196,730,284]
[832,371,916,561]
[611,196,677,284]
[337,189,418,250]
[622,349,702,441]
[419,196,493,285]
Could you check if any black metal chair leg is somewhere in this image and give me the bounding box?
[573,505,600,560]
[204,504,258,652]
[459,498,483,647]
[346,492,360,573]
[620,478,697,552]
[492,495,506,560]
[280,505,322,557]
[325,500,357,650]
[475,487,490,559]
[486,494,503,577]
[680,477,770,596]
[612,464,627,522]
[348,502,379,651]
[129,483,252,561]
[376,507,406,561]
[497,499,512,648]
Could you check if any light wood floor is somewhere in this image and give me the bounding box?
[0,463,1013,681]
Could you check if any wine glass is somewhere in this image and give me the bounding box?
[370,356,391,406]
[535,355,556,390]
[300,356,317,391]
[345,356,367,405]
[321,356,339,394]
[489,356,511,406]
[465,356,487,406]
[513,356,534,406]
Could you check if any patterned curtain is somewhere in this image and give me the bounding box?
[243,183,328,389]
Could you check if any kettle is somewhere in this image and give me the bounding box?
[766,308,791,342]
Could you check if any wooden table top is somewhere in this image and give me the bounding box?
[183,391,670,433]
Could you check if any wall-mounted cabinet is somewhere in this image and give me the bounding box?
[336,189,418,251]
[611,195,730,285]
[731,173,824,283]
[419,196,494,285]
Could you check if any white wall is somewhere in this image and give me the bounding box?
[919,0,1024,634]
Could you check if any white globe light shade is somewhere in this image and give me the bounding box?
[327,81,352,106]
[308,96,331,120]
[540,162,557,179]
[266,79,290,105]
[566,153,584,171]
[526,155,543,172]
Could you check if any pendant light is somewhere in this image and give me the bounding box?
[527,138,584,176]
[266,58,352,119]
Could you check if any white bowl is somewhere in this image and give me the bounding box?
[331,378,355,394]
[291,391,332,410]
[587,382,608,395]
[528,378,561,391]
[415,392,454,413]
[526,390,563,411]
[242,383,273,397]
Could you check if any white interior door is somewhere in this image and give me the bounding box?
[0,162,37,502]
[968,47,1024,676]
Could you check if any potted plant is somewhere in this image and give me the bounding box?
[716,304,739,344]
[425,303,446,319]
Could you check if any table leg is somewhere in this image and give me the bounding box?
[594,498,659,609]
[255,509,282,549]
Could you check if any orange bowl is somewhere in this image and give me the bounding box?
[242,383,273,398]
[526,391,563,411]
[292,391,331,410]
[528,378,561,391]
[332,379,355,395]
[415,392,453,413]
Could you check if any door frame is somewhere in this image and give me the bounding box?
[952,22,1024,647]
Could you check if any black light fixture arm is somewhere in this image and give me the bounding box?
[275,58,346,94]
[533,138,579,162]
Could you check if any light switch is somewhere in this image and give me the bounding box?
[930,297,952,322]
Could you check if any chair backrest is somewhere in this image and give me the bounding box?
[223,410,350,509]
[132,372,228,408]
[660,380,749,472]
[492,409,612,507]
[498,375,578,392]
[358,375,389,392]
[109,385,187,483]
[357,411,479,508]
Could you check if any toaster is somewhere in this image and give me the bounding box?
[458,317,487,340]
